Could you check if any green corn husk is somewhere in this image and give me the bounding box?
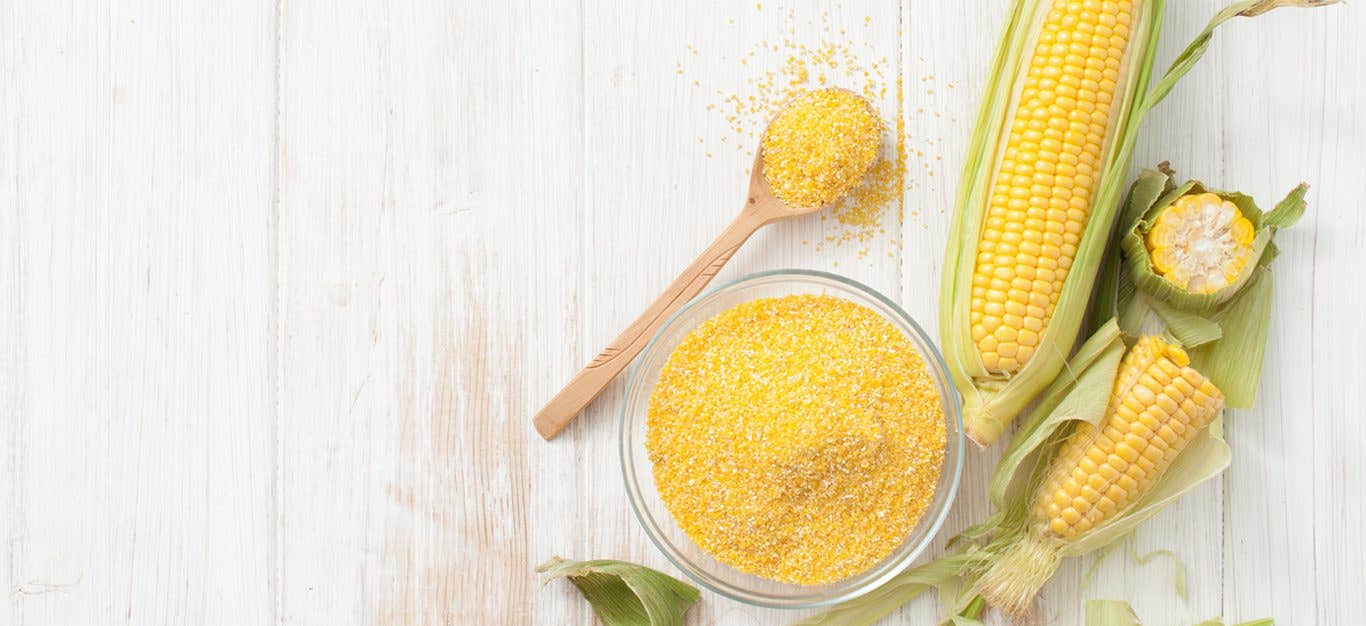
[536,557,699,626]
[1106,167,1306,406]
[1188,271,1274,407]
[939,0,1335,447]
[792,554,973,626]
[1088,164,1173,336]
[1196,617,1276,626]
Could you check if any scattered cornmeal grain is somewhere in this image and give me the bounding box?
[645,294,946,585]
[761,89,883,209]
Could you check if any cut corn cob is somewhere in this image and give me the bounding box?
[975,335,1224,616]
[1144,193,1256,294]
[1119,173,1298,315]
[942,0,1164,446]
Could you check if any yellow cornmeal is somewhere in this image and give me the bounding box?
[761,89,883,209]
[645,294,946,585]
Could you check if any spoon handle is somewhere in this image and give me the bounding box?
[533,207,770,439]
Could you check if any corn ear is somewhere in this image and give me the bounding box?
[968,330,1230,617]
[941,0,1166,446]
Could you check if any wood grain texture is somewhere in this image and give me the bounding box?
[1306,9,1366,624]
[898,2,1006,623]
[1214,6,1337,625]
[275,0,585,624]
[3,1,1364,625]
[3,1,278,625]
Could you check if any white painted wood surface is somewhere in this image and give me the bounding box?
[2,1,1361,625]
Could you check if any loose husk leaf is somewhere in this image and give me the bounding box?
[1079,534,1188,601]
[1129,544,1189,601]
[536,557,699,626]
[1088,600,1274,626]
[1188,270,1276,407]
[1087,599,1143,626]
[1146,295,1222,348]
[794,554,973,626]
[1195,618,1276,626]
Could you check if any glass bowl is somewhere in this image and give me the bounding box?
[619,269,965,609]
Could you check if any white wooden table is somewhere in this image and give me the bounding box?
[2,1,1362,624]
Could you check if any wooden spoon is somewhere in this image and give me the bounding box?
[534,96,875,439]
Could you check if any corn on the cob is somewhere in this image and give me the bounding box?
[975,335,1224,616]
[971,0,1139,374]
[1144,192,1256,294]
[942,0,1163,446]
[1033,336,1224,539]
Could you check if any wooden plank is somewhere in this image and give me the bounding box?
[275,0,584,623]
[899,0,1008,623]
[4,1,278,624]
[1309,6,1366,625]
[1215,6,1343,625]
[1,2,18,622]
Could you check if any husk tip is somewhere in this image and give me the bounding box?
[965,412,1004,448]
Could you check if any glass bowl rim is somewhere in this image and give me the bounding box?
[618,268,966,609]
